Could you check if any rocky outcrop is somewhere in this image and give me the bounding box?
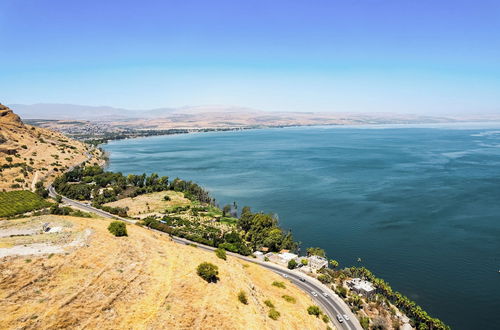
[0,103,23,126]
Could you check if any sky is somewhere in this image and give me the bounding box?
[1,0,499,114]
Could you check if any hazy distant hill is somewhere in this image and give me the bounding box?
[9,103,260,120]
[11,103,499,130]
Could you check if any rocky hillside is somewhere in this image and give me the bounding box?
[0,104,103,191]
[0,215,328,329]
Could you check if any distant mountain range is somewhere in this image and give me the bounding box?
[7,103,500,130]
[8,103,262,120]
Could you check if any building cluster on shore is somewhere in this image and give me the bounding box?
[253,248,329,273]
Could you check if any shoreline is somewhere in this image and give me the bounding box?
[96,120,500,147]
[97,128,456,329]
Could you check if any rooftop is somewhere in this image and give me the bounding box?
[347,278,376,292]
[279,252,298,261]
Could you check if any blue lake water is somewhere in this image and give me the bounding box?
[104,124,500,329]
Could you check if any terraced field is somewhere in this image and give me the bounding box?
[0,190,51,217]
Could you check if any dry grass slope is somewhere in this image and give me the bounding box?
[0,216,328,330]
[0,104,103,191]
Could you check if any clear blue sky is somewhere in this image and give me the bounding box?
[1,0,499,114]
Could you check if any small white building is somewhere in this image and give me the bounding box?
[253,251,264,260]
[266,251,299,266]
[346,278,376,297]
[308,255,328,270]
[279,252,298,264]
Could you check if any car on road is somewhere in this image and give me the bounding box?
[311,291,318,297]
[343,314,350,321]
[299,278,306,282]
[336,314,344,323]
[322,292,328,297]
[282,273,288,278]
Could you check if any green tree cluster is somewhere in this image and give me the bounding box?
[237,207,296,252]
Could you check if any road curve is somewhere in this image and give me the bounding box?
[48,186,362,330]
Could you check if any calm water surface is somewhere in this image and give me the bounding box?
[104,124,500,329]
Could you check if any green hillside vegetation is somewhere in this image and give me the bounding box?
[0,190,52,217]
[53,165,297,255]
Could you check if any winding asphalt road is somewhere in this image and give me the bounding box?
[48,185,362,330]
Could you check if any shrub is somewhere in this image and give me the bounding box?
[272,281,286,289]
[335,285,347,298]
[317,274,331,284]
[268,309,280,320]
[215,248,227,260]
[359,316,370,329]
[301,259,308,265]
[196,262,219,283]
[282,295,296,303]
[322,314,330,323]
[238,290,248,304]
[264,300,275,308]
[287,259,298,269]
[307,305,321,317]
[163,195,171,201]
[107,221,128,237]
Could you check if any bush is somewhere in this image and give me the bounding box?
[272,281,286,289]
[322,314,330,323]
[282,295,296,303]
[215,248,227,260]
[287,259,298,269]
[317,274,331,284]
[335,286,347,298]
[238,290,248,304]
[163,195,171,201]
[359,316,370,329]
[268,309,280,320]
[196,262,219,283]
[264,300,275,308]
[108,221,128,237]
[307,305,321,317]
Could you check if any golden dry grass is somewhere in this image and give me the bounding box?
[104,190,191,217]
[0,216,328,329]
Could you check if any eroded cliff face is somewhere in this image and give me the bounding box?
[0,103,23,127]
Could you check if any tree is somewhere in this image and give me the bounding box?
[34,181,48,198]
[287,259,298,270]
[222,204,231,217]
[238,206,254,231]
[307,305,321,317]
[108,221,128,237]
[329,259,339,269]
[306,247,326,258]
[196,262,219,283]
[5,157,12,163]
[301,259,308,266]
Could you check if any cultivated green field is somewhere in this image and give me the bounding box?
[0,190,52,217]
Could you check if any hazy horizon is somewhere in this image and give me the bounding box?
[1,0,499,114]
